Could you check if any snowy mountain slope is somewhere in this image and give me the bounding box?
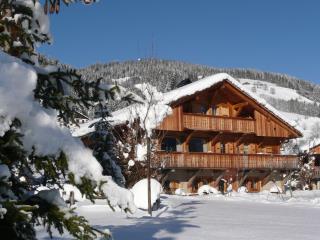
[239,78,316,104]
[238,79,320,149]
[78,59,320,102]
[279,111,320,150]
[77,59,320,117]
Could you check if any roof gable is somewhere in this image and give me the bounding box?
[162,73,302,137]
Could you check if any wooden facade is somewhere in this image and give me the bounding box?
[155,79,302,193]
[309,144,320,182]
[157,152,298,169]
[310,144,320,155]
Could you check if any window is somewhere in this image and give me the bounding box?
[189,138,205,152]
[315,155,320,167]
[161,137,177,152]
[183,102,192,113]
[199,105,207,114]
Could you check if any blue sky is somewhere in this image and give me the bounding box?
[39,0,320,84]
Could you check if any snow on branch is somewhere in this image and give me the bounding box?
[0,51,135,211]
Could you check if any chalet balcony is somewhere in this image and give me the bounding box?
[157,152,299,170]
[183,113,255,133]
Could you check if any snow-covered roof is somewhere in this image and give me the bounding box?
[162,73,301,134]
[72,73,302,137]
[310,140,320,150]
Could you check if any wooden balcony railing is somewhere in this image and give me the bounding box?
[183,114,255,133]
[156,152,299,169]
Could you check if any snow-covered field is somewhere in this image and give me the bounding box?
[38,191,320,240]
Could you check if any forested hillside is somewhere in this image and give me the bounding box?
[76,58,320,116]
[39,56,320,116]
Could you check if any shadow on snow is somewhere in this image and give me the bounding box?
[95,200,202,240]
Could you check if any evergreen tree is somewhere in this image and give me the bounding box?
[0,1,135,239]
[87,119,126,187]
[285,151,315,192]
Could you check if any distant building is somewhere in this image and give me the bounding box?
[309,143,320,189]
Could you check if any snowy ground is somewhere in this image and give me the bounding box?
[37,191,320,240]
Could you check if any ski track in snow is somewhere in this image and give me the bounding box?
[38,193,320,240]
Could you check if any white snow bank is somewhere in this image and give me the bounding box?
[193,189,320,207]
[101,176,136,212]
[37,189,67,208]
[237,186,248,193]
[197,185,219,195]
[36,185,86,203]
[60,184,86,202]
[285,190,320,205]
[175,188,187,196]
[270,185,283,193]
[131,178,162,210]
[0,51,135,212]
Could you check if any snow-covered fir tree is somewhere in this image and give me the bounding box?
[87,119,126,187]
[0,1,135,239]
[285,152,315,192]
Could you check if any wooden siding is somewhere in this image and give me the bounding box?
[156,80,301,138]
[157,110,293,138]
[183,114,255,133]
[311,145,320,154]
[157,152,298,169]
[157,106,183,131]
[254,110,290,138]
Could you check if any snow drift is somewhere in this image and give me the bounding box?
[131,178,162,210]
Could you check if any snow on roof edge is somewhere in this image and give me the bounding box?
[162,73,302,136]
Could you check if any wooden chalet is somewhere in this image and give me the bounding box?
[310,143,320,155]
[309,143,320,186]
[153,73,302,193]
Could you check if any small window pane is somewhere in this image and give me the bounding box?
[189,138,204,152]
[161,138,177,152]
